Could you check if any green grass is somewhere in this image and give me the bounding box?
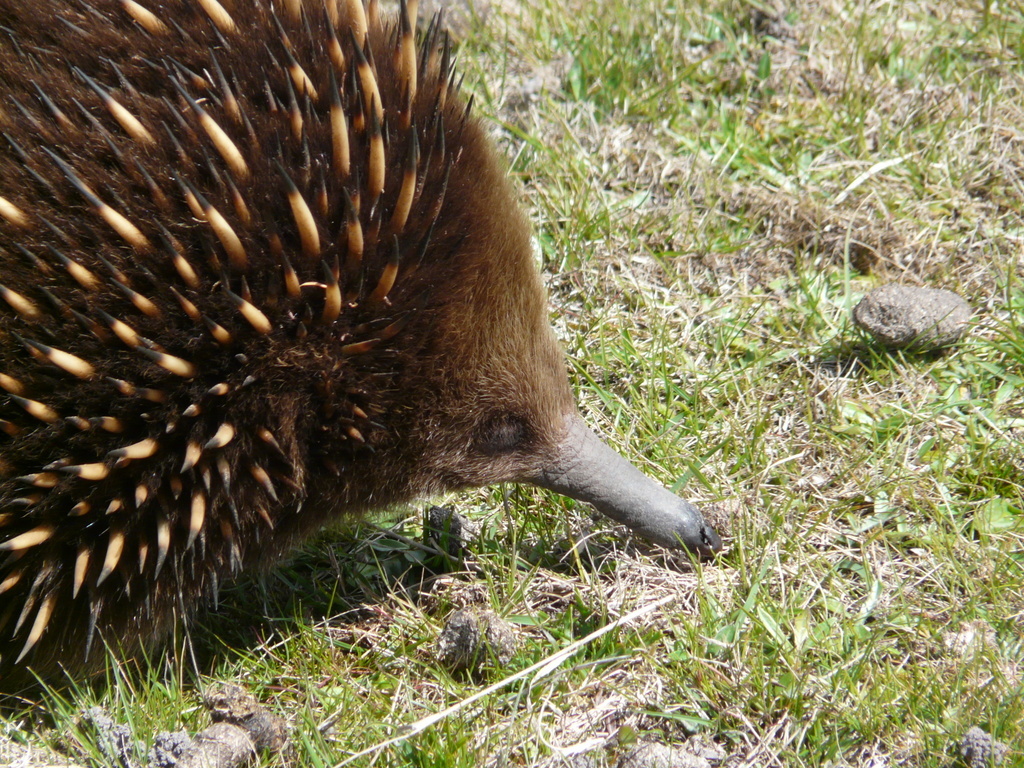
[5,0,1023,766]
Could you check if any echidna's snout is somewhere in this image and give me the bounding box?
[524,414,722,556]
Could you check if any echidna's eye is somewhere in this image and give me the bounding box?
[474,415,529,456]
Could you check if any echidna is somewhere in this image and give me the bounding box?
[0,0,721,689]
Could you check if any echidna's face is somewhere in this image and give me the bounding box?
[321,155,579,502]
[402,230,578,495]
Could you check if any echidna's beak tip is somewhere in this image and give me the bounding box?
[526,414,723,556]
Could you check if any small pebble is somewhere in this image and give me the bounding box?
[616,741,716,768]
[84,707,139,768]
[151,731,193,768]
[960,726,1009,767]
[424,505,469,563]
[435,608,517,673]
[204,684,288,753]
[852,284,971,350]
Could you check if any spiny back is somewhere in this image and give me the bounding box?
[0,0,559,686]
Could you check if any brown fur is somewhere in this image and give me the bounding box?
[0,0,574,689]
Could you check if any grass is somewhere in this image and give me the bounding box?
[4,0,1023,766]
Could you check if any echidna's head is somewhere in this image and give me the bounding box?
[315,108,720,555]
[295,121,580,514]
[376,141,576,494]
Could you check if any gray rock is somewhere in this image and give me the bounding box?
[616,741,721,768]
[435,608,517,672]
[853,284,971,350]
[960,726,1009,767]
[85,707,140,768]
[151,731,192,768]
[425,505,469,562]
[203,684,288,753]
